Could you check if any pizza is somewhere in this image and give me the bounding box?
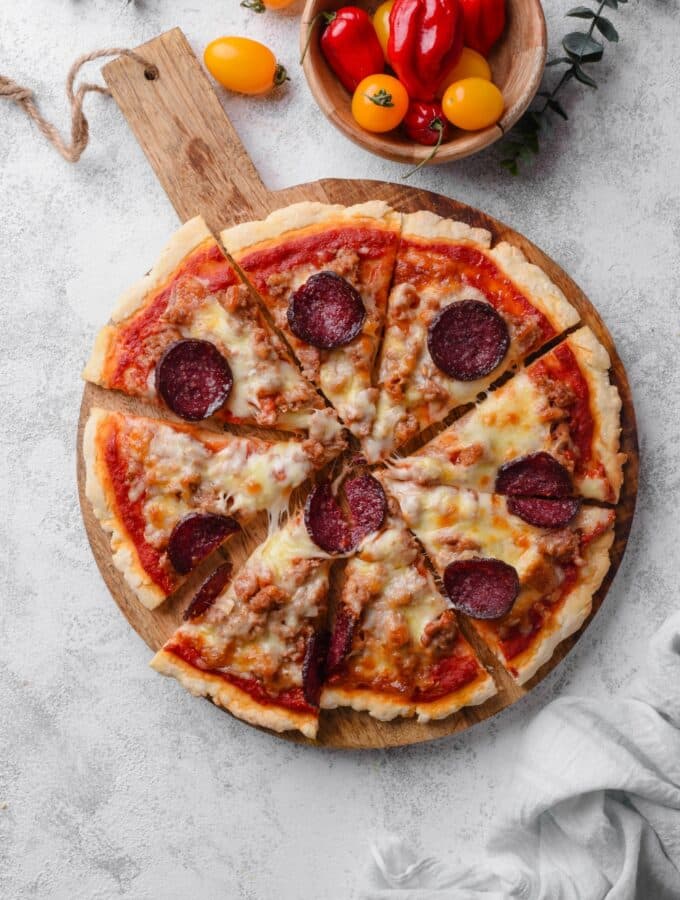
[84,408,343,610]
[81,201,627,741]
[386,327,626,502]
[83,216,342,443]
[363,211,580,462]
[321,503,496,722]
[151,511,333,739]
[381,475,615,684]
[221,201,400,443]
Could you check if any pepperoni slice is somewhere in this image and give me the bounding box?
[495,452,572,498]
[443,557,520,620]
[156,339,233,421]
[326,605,357,674]
[305,475,387,554]
[287,272,366,350]
[167,513,240,575]
[183,563,233,621]
[304,483,353,554]
[508,496,581,529]
[302,630,330,707]
[427,299,510,381]
[345,474,387,546]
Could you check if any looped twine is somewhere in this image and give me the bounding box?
[0,48,155,163]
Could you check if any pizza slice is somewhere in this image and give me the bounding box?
[382,476,615,684]
[221,201,401,442]
[387,327,625,502]
[151,511,334,739]
[83,216,342,444]
[363,211,580,462]
[321,505,496,722]
[84,408,342,610]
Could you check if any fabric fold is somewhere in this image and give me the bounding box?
[364,612,680,900]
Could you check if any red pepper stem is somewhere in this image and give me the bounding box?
[240,0,266,11]
[403,119,445,178]
[300,11,335,64]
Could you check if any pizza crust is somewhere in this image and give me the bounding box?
[566,327,625,502]
[321,667,496,722]
[82,216,213,385]
[83,408,167,610]
[221,200,400,254]
[489,242,580,333]
[509,527,615,685]
[401,210,492,248]
[151,649,318,739]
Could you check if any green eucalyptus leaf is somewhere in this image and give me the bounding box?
[567,6,596,17]
[601,0,618,7]
[595,16,619,40]
[573,64,598,87]
[500,159,520,175]
[547,56,572,66]
[548,98,569,120]
[563,32,604,61]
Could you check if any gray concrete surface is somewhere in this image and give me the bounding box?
[0,0,678,897]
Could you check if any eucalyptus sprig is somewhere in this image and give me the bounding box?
[500,0,625,174]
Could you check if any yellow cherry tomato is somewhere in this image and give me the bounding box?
[442,77,504,131]
[438,48,491,96]
[351,74,409,133]
[203,37,287,95]
[241,0,296,9]
[373,0,395,60]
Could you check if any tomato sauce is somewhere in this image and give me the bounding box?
[396,239,556,347]
[237,226,398,284]
[110,242,237,390]
[328,649,480,702]
[104,426,175,595]
[529,341,599,481]
[500,563,579,666]
[166,641,316,715]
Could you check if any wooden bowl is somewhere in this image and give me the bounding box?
[300,0,547,166]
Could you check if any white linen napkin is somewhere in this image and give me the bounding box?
[364,612,680,899]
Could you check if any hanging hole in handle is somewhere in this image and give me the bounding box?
[144,65,159,81]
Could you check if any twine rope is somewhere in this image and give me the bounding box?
[0,48,156,163]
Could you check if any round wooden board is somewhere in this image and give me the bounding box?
[77,178,639,750]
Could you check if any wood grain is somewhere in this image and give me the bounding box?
[301,0,547,165]
[78,30,638,749]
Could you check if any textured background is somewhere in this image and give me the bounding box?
[1,0,678,897]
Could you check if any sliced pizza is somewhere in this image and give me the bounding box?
[151,511,334,739]
[387,327,625,502]
[321,505,496,722]
[83,216,342,443]
[83,408,342,610]
[382,476,615,684]
[222,201,401,442]
[363,211,580,462]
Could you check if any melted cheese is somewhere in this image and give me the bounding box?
[113,416,318,545]
[175,514,331,685]
[186,296,306,422]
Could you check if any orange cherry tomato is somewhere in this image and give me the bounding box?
[203,37,287,95]
[442,77,504,130]
[351,74,409,133]
[373,0,395,60]
[438,48,491,96]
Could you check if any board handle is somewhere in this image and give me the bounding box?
[103,28,273,231]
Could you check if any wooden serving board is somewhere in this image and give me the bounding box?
[76,28,638,749]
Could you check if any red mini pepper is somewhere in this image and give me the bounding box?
[403,100,450,146]
[459,0,506,56]
[387,0,464,101]
[319,7,385,94]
